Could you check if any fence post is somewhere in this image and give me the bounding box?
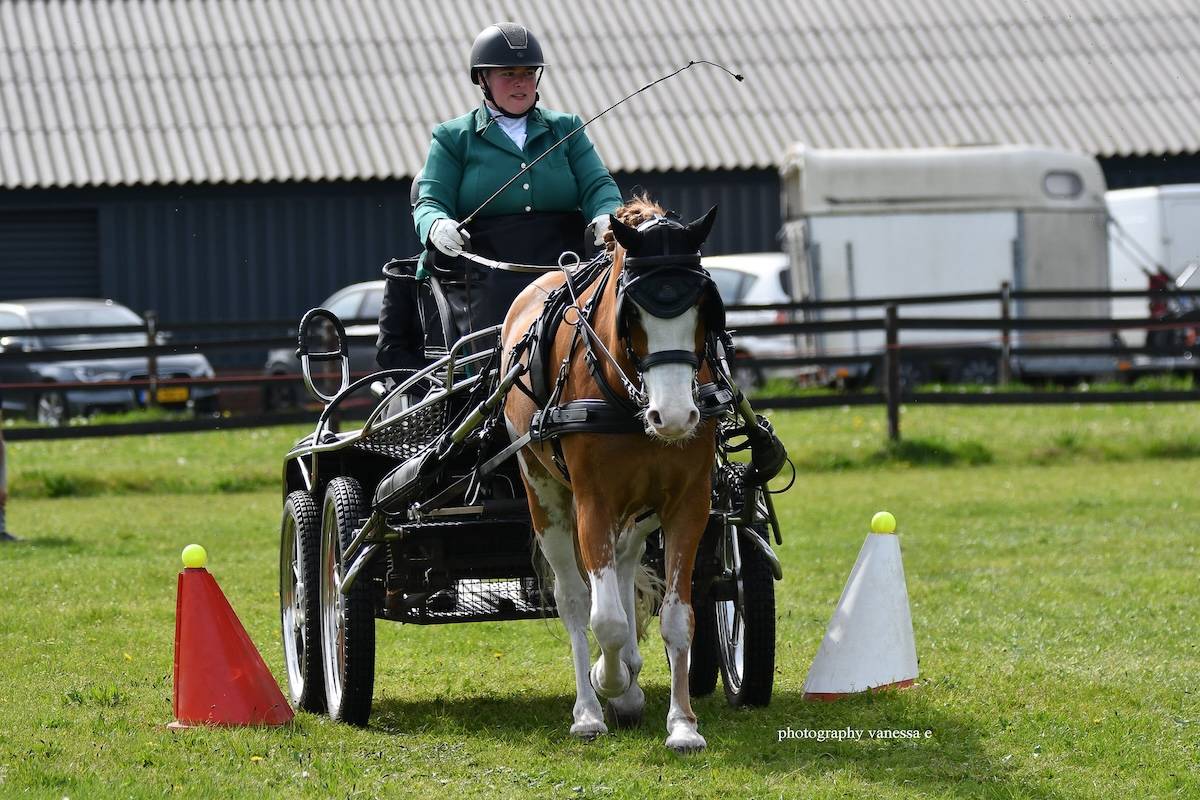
[885,303,900,442]
[999,281,1012,385]
[144,310,159,409]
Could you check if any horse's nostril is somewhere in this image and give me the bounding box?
[687,410,699,427]
[648,409,663,428]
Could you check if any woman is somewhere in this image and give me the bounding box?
[378,22,622,369]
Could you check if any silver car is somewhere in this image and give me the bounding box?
[262,280,384,410]
[0,298,217,425]
[702,253,799,389]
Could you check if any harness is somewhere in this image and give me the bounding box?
[487,217,736,481]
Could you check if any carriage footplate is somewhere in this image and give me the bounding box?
[382,517,558,624]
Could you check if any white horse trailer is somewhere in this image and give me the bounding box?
[780,145,1114,384]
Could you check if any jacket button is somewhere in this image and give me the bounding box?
[522,183,530,190]
[525,205,532,212]
[520,162,527,169]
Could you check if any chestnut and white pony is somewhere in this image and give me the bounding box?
[501,198,720,753]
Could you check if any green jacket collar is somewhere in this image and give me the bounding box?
[473,103,553,154]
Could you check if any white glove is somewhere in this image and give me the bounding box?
[429,218,470,257]
[590,214,611,247]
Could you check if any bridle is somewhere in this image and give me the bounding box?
[613,216,726,380]
[532,217,726,416]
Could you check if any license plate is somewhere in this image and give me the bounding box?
[156,386,189,404]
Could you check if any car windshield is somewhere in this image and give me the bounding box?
[28,305,145,348]
[707,268,750,303]
[360,288,383,320]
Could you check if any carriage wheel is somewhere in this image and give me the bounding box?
[319,477,375,726]
[280,490,325,712]
[715,520,776,707]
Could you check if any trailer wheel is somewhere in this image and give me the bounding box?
[280,490,325,712]
[319,477,375,726]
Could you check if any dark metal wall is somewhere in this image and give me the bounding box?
[1101,154,1200,189]
[95,181,422,325]
[0,209,99,298]
[613,169,781,256]
[0,168,781,327]
[0,158,1194,332]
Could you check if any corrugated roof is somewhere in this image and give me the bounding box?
[0,0,1197,189]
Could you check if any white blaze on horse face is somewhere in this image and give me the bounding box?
[637,305,700,441]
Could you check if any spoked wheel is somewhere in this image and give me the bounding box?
[714,518,776,707]
[319,477,375,726]
[35,389,68,426]
[279,490,325,712]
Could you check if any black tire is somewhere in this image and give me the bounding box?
[263,372,299,412]
[279,490,325,713]
[688,589,720,697]
[716,521,776,707]
[319,477,375,726]
[954,357,999,385]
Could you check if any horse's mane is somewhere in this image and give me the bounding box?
[603,193,667,253]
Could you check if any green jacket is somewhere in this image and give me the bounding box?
[413,103,622,244]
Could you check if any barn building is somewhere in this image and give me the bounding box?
[0,0,1197,329]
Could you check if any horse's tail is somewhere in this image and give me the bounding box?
[633,562,665,642]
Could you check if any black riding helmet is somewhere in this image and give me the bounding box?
[470,23,545,118]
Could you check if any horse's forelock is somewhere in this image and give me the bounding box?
[605,194,667,254]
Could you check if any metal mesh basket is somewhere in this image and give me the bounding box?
[352,396,448,460]
[395,577,557,624]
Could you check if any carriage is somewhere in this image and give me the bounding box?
[278,222,787,740]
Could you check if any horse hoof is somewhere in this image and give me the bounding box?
[570,719,608,740]
[665,730,707,754]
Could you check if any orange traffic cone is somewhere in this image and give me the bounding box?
[802,512,918,700]
[169,544,294,728]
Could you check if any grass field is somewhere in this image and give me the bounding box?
[1,404,1198,798]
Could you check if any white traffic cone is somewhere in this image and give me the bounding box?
[803,511,918,700]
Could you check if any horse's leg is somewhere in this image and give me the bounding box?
[605,514,657,727]
[659,501,710,753]
[574,499,632,702]
[517,455,607,739]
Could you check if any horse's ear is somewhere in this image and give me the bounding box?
[685,205,718,250]
[609,214,639,251]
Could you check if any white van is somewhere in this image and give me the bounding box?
[780,145,1114,383]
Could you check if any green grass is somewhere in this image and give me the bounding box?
[1,407,1199,797]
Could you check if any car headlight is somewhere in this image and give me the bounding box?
[73,365,124,383]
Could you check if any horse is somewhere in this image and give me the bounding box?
[500,196,723,753]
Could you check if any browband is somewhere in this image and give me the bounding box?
[622,254,702,269]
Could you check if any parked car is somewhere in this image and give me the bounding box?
[263,280,384,410]
[0,298,217,425]
[702,253,799,388]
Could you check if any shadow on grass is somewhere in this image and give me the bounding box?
[0,535,83,551]
[371,686,1065,799]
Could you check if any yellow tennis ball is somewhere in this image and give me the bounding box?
[181,544,208,569]
[870,511,897,534]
